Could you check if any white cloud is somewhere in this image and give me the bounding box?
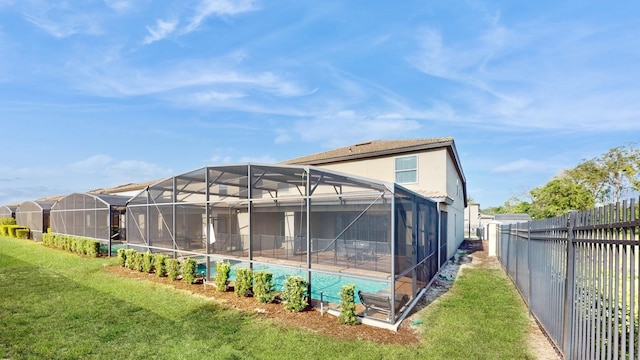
[103,0,132,12]
[68,155,173,186]
[407,12,640,132]
[238,155,277,164]
[20,3,104,39]
[24,14,81,38]
[143,18,179,44]
[210,155,234,164]
[193,90,247,102]
[183,0,258,34]
[68,55,310,101]
[493,159,554,174]
[280,112,421,148]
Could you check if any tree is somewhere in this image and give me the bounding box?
[483,197,531,215]
[563,144,640,204]
[528,178,594,219]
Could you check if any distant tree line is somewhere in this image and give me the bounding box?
[483,144,640,219]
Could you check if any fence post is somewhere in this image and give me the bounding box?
[527,221,532,315]
[563,211,577,359]
[506,224,511,275]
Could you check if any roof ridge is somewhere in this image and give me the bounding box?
[282,137,454,165]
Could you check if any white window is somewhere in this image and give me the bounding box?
[395,155,417,183]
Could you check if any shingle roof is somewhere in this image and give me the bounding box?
[88,180,158,195]
[34,180,158,204]
[283,137,455,165]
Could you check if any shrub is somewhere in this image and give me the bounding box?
[134,252,144,272]
[254,271,275,303]
[42,233,52,246]
[338,285,358,325]
[142,252,155,273]
[182,258,197,284]
[124,249,137,269]
[0,217,16,226]
[167,259,180,281]
[282,276,308,312]
[214,261,231,292]
[117,248,127,267]
[234,268,253,297]
[86,240,100,258]
[63,236,72,251]
[75,238,86,254]
[154,254,168,277]
[7,225,28,238]
[16,229,30,239]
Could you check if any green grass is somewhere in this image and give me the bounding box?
[417,267,534,359]
[0,237,534,359]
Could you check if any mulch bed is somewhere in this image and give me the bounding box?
[104,265,422,345]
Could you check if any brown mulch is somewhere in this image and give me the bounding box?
[104,265,422,345]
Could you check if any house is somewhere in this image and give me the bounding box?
[125,163,441,325]
[283,137,467,261]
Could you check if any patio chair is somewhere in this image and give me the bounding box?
[357,290,410,321]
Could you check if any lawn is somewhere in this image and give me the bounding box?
[0,237,534,359]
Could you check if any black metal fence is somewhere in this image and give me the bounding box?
[498,198,640,359]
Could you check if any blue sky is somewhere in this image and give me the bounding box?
[0,0,639,208]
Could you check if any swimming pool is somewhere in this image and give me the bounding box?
[197,263,389,304]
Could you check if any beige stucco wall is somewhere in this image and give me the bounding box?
[311,147,465,260]
[313,149,448,195]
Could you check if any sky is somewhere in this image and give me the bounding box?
[0,0,639,208]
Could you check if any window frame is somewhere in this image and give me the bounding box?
[395,155,418,184]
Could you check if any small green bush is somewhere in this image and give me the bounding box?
[42,233,53,246]
[282,276,308,313]
[338,285,358,325]
[86,241,100,258]
[117,248,127,267]
[167,259,180,281]
[133,252,144,272]
[0,217,16,226]
[182,258,197,284]
[254,271,276,303]
[124,249,137,269]
[142,252,155,273]
[234,268,253,297]
[15,229,30,239]
[214,261,231,292]
[154,254,168,277]
[7,225,28,238]
[63,236,72,251]
[75,238,86,254]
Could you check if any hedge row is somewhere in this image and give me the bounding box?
[117,248,198,284]
[42,233,100,258]
[115,251,355,321]
[0,217,16,226]
[0,224,30,239]
[213,262,307,313]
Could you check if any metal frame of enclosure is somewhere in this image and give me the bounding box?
[126,164,441,324]
[15,201,54,241]
[0,205,17,218]
[50,193,129,255]
[498,198,640,360]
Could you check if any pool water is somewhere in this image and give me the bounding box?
[197,263,388,304]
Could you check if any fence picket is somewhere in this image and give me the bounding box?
[498,197,640,359]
